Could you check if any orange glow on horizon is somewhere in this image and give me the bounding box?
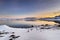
[0,11,60,18]
[35,11,60,18]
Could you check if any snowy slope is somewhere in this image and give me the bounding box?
[0,25,60,40]
[0,25,13,30]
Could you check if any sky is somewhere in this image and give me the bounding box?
[0,0,60,18]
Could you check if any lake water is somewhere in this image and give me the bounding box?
[0,20,57,28]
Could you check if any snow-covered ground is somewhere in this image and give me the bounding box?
[0,25,60,40]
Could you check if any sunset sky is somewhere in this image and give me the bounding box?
[0,0,60,18]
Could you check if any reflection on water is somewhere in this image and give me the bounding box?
[0,20,57,28]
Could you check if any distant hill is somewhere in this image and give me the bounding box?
[24,17,37,21]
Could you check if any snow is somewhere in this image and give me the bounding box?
[0,25,11,30]
[0,25,60,40]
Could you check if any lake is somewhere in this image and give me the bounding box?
[0,20,57,28]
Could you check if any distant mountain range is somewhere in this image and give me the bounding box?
[39,15,60,24]
[0,18,23,21]
[24,17,38,21]
[39,15,60,20]
[0,15,60,22]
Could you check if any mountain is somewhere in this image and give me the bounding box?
[24,17,37,21]
[39,15,60,24]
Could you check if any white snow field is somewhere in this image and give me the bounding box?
[0,25,60,40]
